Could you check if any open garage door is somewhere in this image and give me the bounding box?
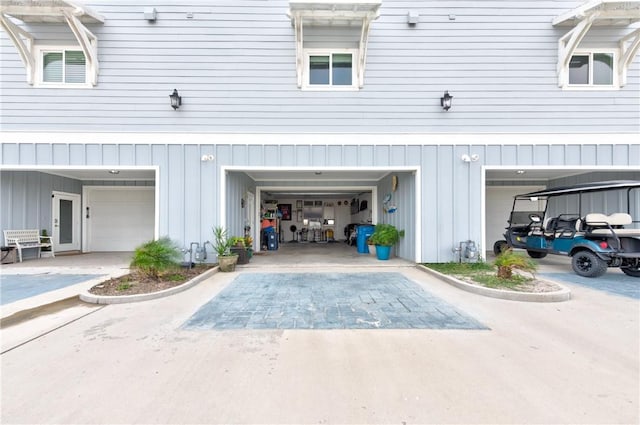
[84,187,155,252]
[485,185,544,254]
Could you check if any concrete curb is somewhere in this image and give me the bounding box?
[416,265,571,303]
[80,267,219,305]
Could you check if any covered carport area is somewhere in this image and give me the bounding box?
[483,167,640,258]
[0,166,158,257]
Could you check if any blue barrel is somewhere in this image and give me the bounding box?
[356,225,375,253]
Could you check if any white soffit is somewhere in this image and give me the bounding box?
[0,0,104,85]
[0,0,104,24]
[553,0,640,87]
[288,0,382,88]
[553,0,640,27]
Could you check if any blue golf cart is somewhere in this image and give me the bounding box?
[493,180,640,278]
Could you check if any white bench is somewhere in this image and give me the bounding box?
[3,229,55,263]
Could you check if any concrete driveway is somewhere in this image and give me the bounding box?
[1,264,638,424]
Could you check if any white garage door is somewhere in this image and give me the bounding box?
[485,185,544,254]
[85,187,155,252]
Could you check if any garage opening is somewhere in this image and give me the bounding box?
[0,167,157,258]
[484,168,640,258]
[223,167,420,263]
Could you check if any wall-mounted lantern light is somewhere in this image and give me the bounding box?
[440,91,453,111]
[169,89,182,110]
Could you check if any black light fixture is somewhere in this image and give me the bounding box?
[169,89,182,110]
[440,90,453,111]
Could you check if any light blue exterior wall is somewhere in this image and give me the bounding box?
[0,1,639,133]
[1,1,639,262]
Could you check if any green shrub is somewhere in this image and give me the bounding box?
[368,224,404,246]
[212,226,233,257]
[494,249,537,279]
[130,237,181,280]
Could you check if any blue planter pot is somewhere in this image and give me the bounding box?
[376,245,391,260]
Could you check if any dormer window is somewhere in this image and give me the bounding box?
[0,0,103,86]
[553,0,640,89]
[288,0,381,90]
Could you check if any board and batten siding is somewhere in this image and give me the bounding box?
[0,171,82,239]
[2,142,638,262]
[1,1,639,133]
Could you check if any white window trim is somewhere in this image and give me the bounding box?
[564,48,620,90]
[34,45,92,88]
[303,49,359,91]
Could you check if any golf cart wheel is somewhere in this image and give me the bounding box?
[527,250,547,259]
[621,266,640,277]
[571,250,607,278]
[493,240,509,256]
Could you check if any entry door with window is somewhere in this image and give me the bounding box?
[52,191,81,252]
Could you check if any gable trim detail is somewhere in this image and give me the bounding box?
[0,0,104,85]
[553,0,640,87]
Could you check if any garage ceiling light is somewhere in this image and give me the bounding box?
[516,170,526,175]
[109,170,120,174]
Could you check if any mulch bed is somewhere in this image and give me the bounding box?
[88,265,215,296]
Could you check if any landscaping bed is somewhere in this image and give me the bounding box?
[88,265,215,296]
[423,262,562,293]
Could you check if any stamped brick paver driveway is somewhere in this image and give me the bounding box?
[184,272,488,330]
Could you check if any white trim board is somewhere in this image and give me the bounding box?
[2,132,640,146]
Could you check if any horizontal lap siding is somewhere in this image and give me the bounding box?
[1,1,639,132]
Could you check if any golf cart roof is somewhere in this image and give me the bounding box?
[516,180,640,199]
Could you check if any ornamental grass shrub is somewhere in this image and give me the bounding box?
[493,248,537,279]
[130,237,182,280]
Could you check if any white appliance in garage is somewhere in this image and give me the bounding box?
[83,187,155,252]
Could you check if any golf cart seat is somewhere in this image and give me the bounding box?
[584,213,640,236]
[543,215,581,238]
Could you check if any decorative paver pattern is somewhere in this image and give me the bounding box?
[184,272,488,330]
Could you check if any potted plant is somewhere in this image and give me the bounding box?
[369,224,404,260]
[212,226,238,272]
[244,235,254,259]
[366,236,376,257]
[229,236,249,265]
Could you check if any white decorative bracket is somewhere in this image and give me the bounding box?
[619,27,640,86]
[62,9,99,86]
[0,13,35,84]
[557,13,597,88]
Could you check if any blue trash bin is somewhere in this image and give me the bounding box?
[356,225,375,254]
